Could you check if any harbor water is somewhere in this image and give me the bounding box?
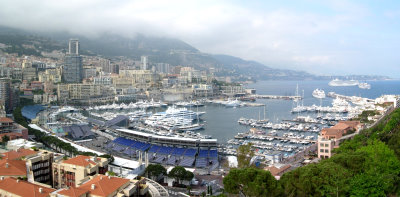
[199,80,400,143]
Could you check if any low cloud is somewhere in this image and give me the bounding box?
[0,0,399,77]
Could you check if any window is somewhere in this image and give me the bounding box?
[325,144,329,147]
[320,143,324,147]
[320,149,324,153]
[325,149,329,153]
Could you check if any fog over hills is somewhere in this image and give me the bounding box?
[0,25,389,81]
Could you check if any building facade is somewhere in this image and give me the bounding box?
[52,155,109,188]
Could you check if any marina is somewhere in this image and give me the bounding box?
[33,80,400,167]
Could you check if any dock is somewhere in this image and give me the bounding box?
[235,134,317,143]
[252,94,302,100]
[262,134,317,143]
[241,102,265,107]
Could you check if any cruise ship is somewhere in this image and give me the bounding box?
[328,79,359,86]
[358,82,371,89]
[312,89,326,99]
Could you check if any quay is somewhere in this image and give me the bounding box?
[236,134,317,144]
[252,94,302,100]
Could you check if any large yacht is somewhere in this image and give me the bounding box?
[312,89,326,99]
[328,79,359,86]
[144,106,205,129]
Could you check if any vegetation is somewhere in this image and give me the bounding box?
[223,108,400,196]
[145,164,167,181]
[168,166,194,186]
[106,171,116,176]
[1,135,10,144]
[237,143,254,168]
[223,168,279,197]
[352,110,379,123]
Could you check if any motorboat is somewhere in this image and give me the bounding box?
[312,89,326,99]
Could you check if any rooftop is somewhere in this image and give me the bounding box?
[56,186,88,197]
[1,148,37,160]
[0,177,55,197]
[78,174,131,197]
[331,122,350,130]
[0,117,13,123]
[62,155,100,167]
[0,159,27,176]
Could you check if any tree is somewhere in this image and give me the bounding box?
[237,143,254,168]
[1,135,10,143]
[168,166,189,185]
[184,170,194,181]
[146,164,167,181]
[223,168,279,197]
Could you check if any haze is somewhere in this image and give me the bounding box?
[0,0,399,77]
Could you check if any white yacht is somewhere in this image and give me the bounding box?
[329,79,359,86]
[312,89,326,99]
[358,82,371,89]
[223,99,241,107]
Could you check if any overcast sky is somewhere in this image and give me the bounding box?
[0,0,400,77]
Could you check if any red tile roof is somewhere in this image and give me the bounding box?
[62,155,98,167]
[266,164,291,176]
[0,177,55,197]
[1,149,37,160]
[78,174,130,196]
[0,117,13,123]
[331,122,350,130]
[58,186,88,197]
[0,159,27,176]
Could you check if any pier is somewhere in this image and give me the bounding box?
[234,134,317,144]
[252,94,302,100]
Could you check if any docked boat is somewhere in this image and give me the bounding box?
[312,89,326,99]
[223,99,241,107]
[358,82,371,89]
[178,123,205,131]
[328,79,359,86]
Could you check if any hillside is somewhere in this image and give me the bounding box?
[0,26,388,81]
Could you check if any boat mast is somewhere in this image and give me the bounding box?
[264,105,266,120]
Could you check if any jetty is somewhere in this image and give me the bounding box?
[252,94,302,100]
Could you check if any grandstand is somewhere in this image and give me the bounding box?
[106,136,218,168]
[21,105,45,120]
[63,124,95,141]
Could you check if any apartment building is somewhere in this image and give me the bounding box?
[52,155,109,188]
[0,149,57,185]
[38,68,62,83]
[68,84,101,100]
[0,117,28,140]
[318,121,362,159]
[57,84,102,101]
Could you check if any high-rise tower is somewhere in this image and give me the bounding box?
[68,39,80,55]
[140,56,148,70]
[63,39,83,83]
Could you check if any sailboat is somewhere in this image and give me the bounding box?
[257,105,269,123]
[291,84,306,113]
